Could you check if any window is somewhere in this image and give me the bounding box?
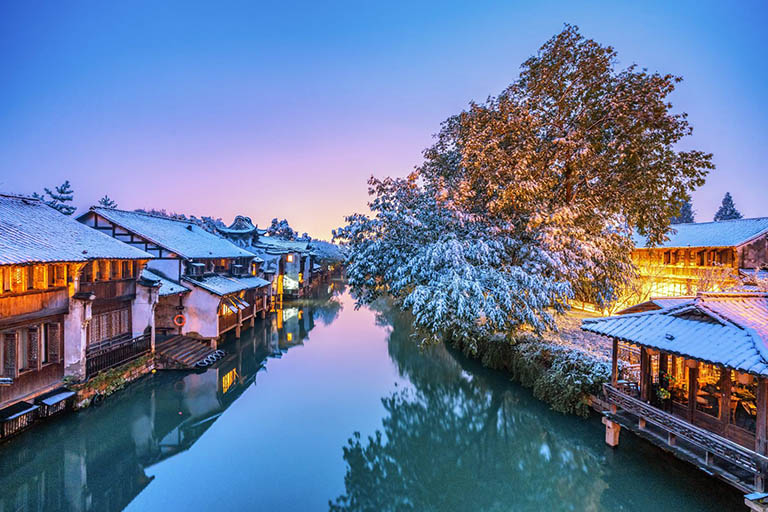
[731,371,757,433]
[1,267,10,293]
[666,356,689,405]
[696,363,722,418]
[25,327,39,370]
[33,266,47,289]
[121,260,133,279]
[83,262,94,282]
[111,260,121,280]
[26,266,34,290]
[287,254,294,263]
[98,260,109,281]
[44,323,61,364]
[88,308,131,345]
[2,331,17,378]
[663,251,671,264]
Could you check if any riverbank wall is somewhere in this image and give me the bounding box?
[69,354,156,409]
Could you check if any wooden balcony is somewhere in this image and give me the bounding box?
[637,264,738,281]
[218,312,239,335]
[603,383,768,492]
[0,288,69,327]
[79,279,136,301]
[86,333,151,378]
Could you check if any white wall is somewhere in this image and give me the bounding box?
[182,287,221,339]
[63,299,89,380]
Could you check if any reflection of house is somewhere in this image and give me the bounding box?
[78,208,270,344]
[583,291,768,493]
[0,195,153,418]
[0,314,286,512]
[631,217,768,298]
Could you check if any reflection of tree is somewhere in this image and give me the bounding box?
[330,382,609,511]
[331,300,610,511]
[332,300,742,512]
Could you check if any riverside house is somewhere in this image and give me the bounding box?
[77,208,270,345]
[0,194,154,433]
[217,215,316,301]
[583,291,768,493]
[631,217,768,298]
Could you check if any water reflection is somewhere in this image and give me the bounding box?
[0,283,343,512]
[0,284,744,511]
[330,300,742,512]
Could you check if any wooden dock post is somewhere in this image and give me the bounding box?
[602,417,620,447]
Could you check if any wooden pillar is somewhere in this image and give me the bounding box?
[611,338,619,387]
[721,368,731,429]
[602,417,620,447]
[688,362,698,423]
[640,347,650,402]
[756,378,768,454]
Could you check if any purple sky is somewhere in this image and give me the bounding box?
[1,1,766,239]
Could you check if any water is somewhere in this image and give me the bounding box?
[0,282,742,511]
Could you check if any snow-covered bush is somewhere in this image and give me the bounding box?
[452,333,617,417]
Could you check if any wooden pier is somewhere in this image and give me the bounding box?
[156,336,222,370]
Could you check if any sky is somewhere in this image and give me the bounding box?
[0,1,766,239]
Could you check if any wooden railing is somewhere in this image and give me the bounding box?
[218,313,239,334]
[86,333,151,377]
[604,384,768,476]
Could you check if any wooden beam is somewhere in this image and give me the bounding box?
[640,347,650,402]
[757,377,767,455]
[721,367,731,429]
[688,364,698,423]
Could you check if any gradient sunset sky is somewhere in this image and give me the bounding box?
[1,1,766,239]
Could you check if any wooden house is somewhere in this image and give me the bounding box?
[631,217,768,299]
[583,291,768,493]
[0,194,154,428]
[78,208,270,345]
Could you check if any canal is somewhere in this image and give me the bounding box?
[0,282,743,511]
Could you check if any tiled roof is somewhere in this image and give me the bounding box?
[254,237,310,254]
[0,194,151,265]
[633,217,768,249]
[616,297,694,315]
[182,274,270,296]
[218,215,260,235]
[582,292,768,376]
[85,207,254,260]
[141,269,190,296]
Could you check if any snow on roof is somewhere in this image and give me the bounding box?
[87,207,254,260]
[616,297,694,315]
[140,268,190,296]
[582,292,768,375]
[182,274,270,296]
[218,215,260,235]
[633,217,768,249]
[254,237,310,254]
[0,194,152,265]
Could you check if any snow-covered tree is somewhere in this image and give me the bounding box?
[267,218,298,240]
[713,192,742,221]
[670,200,695,223]
[98,194,118,209]
[33,180,77,215]
[133,208,225,234]
[336,25,712,345]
